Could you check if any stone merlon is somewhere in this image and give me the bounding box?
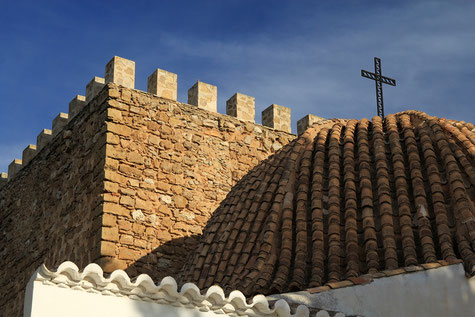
[86,77,105,103]
[105,56,135,89]
[262,104,291,133]
[147,68,177,101]
[69,95,86,119]
[188,81,217,113]
[22,144,37,166]
[297,114,325,135]
[37,129,52,151]
[8,159,22,179]
[226,93,255,122]
[52,113,69,136]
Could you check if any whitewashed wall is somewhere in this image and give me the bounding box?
[24,280,219,317]
[271,264,475,317]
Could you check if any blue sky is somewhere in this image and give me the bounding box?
[1,0,474,173]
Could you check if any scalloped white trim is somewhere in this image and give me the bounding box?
[32,261,345,317]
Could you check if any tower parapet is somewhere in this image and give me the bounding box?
[52,113,69,136]
[86,77,105,103]
[8,159,22,179]
[262,104,292,133]
[105,56,135,89]
[188,80,218,113]
[0,55,301,316]
[297,114,325,135]
[2,55,298,181]
[37,129,52,151]
[226,93,255,122]
[69,95,86,119]
[147,68,177,100]
[22,145,37,165]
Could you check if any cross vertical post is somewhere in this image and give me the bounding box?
[361,57,396,119]
[374,58,384,118]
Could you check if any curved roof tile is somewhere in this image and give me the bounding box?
[180,111,475,296]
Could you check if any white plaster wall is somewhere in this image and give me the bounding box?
[270,264,475,317]
[24,280,219,317]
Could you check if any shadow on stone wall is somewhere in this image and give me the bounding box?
[123,234,202,283]
[118,154,279,287]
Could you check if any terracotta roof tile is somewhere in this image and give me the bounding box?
[180,111,475,296]
[327,280,354,289]
[307,285,331,293]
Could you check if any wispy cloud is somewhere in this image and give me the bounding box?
[152,1,475,126]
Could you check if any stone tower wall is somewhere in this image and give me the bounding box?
[0,88,110,316]
[0,55,301,316]
[98,84,295,280]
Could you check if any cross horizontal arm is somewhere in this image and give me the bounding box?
[380,76,396,86]
[361,70,377,80]
[361,70,396,86]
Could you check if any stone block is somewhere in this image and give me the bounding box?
[226,93,255,122]
[105,56,135,89]
[52,113,69,136]
[297,114,325,135]
[262,104,291,133]
[118,247,138,260]
[100,241,117,257]
[86,76,105,103]
[102,226,119,242]
[8,159,22,179]
[147,68,177,100]
[188,81,217,112]
[37,129,52,151]
[22,144,37,165]
[68,95,86,119]
[0,172,7,187]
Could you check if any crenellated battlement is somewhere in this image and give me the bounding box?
[0,56,324,316]
[1,55,323,182]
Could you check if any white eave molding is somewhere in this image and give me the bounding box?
[24,261,345,317]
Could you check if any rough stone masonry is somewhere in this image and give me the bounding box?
[0,56,298,317]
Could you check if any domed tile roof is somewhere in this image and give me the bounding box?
[180,111,475,296]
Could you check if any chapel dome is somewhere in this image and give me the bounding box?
[180,111,475,296]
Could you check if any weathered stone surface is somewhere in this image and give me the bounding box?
[100,84,294,283]
[69,95,86,119]
[297,114,325,135]
[188,81,217,112]
[105,56,135,89]
[36,129,52,151]
[103,213,116,227]
[0,83,294,316]
[52,112,69,136]
[7,159,22,179]
[226,93,255,122]
[147,68,177,100]
[0,88,108,316]
[100,241,117,256]
[262,104,291,133]
[103,226,119,242]
[22,145,37,165]
[119,247,138,260]
[86,76,105,102]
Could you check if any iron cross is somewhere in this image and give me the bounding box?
[361,57,396,118]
